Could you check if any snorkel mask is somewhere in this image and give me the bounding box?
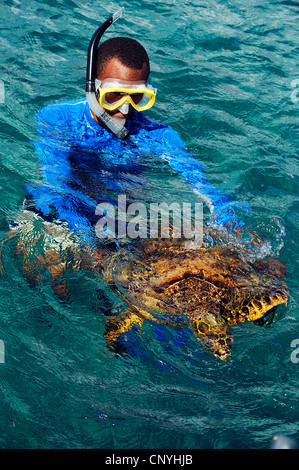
[95,78,156,113]
[86,7,156,140]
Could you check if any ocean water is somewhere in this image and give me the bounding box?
[0,0,298,449]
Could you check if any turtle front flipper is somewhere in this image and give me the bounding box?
[104,310,144,350]
[191,311,233,360]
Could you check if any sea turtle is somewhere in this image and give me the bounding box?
[1,211,289,360]
[97,234,289,360]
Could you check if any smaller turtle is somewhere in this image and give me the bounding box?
[99,236,288,360]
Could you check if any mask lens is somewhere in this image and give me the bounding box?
[132,92,153,108]
[130,92,144,104]
[97,80,156,111]
[104,91,146,107]
[104,91,126,104]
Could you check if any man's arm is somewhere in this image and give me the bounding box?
[0,101,92,297]
[151,125,249,232]
[0,210,94,298]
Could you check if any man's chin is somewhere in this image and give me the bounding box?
[111,115,127,126]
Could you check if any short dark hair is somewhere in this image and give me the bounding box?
[96,37,150,78]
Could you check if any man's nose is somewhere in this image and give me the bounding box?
[117,101,130,114]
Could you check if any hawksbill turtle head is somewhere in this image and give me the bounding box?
[156,250,289,359]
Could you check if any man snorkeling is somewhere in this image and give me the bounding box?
[1,8,242,296]
[23,8,236,234]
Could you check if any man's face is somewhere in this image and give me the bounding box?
[96,57,148,120]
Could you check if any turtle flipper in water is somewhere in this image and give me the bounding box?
[191,311,233,360]
[104,307,233,360]
[104,310,144,347]
[103,301,183,353]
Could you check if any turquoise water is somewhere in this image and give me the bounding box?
[0,0,298,449]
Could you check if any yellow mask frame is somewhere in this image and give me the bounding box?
[95,79,156,112]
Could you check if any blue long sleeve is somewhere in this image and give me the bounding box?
[148,125,249,231]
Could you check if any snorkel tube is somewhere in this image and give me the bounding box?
[86,7,129,140]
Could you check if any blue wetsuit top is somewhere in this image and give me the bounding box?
[26,98,244,242]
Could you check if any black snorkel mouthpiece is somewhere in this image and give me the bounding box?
[86,7,129,140]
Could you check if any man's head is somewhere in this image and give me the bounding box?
[97,37,150,79]
[95,37,150,121]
